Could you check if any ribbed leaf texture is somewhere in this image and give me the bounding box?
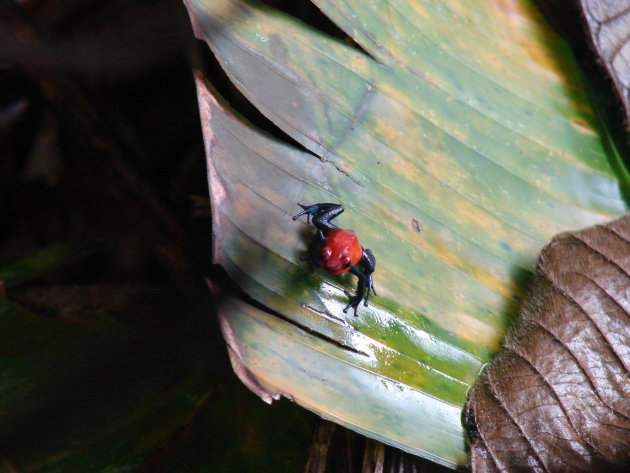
[582,0,630,114]
[186,0,630,467]
[465,214,630,472]
[536,0,630,136]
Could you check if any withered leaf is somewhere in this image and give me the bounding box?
[581,0,630,120]
[465,215,630,472]
[536,0,630,132]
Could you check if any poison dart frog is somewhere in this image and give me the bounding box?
[293,203,376,316]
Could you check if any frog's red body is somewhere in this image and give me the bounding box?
[293,203,376,316]
[321,229,363,274]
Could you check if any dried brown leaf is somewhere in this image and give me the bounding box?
[466,215,630,472]
[536,0,630,134]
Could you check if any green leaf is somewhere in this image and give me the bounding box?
[0,242,101,288]
[0,287,216,473]
[186,0,629,467]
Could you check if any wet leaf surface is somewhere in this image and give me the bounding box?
[186,0,630,463]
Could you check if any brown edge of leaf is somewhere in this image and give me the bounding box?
[194,70,284,404]
[183,0,204,42]
[194,70,228,267]
[220,316,282,404]
[204,277,282,404]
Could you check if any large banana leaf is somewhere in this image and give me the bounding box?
[186,0,629,468]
